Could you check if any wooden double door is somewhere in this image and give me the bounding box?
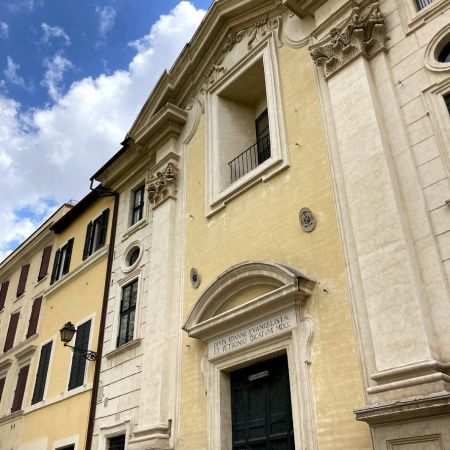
[230,354,295,450]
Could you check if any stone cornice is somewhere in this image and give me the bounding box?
[309,1,387,78]
[282,0,327,18]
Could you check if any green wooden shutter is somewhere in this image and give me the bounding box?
[50,249,61,285]
[0,280,9,310]
[11,365,29,412]
[68,320,91,390]
[83,222,93,260]
[98,208,110,248]
[31,341,53,404]
[62,238,74,276]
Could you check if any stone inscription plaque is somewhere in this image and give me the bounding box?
[208,310,296,359]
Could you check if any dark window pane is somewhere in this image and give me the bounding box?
[117,280,137,347]
[438,41,450,63]
[109,434,125,450]
[131,186,144,225]
[444,93,450,115]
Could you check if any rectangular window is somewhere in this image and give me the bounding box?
[0,376,5,404]
[68,319,91,391]
[4,311,20,352]
[11,364,29,413]
[31,341,52,404]
[445,93,450,115]
[0,280,9,310]
[415,0,434,10]
[26,296,42,339]
[108,435,125,450]
[51,238,74,284]
[16,263,30,297]
[117,280,137,347]
[131,186,145,226]
[38,245,52,281]
[83,208,110,260]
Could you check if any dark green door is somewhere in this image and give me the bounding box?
[230,355,295,450]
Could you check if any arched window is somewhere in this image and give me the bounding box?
[438,41,450,63]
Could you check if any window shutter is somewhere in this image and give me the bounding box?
[16,264,30,297]
[38,246,52,281]
[83,222,93,260]
[0,280,9,310]
[63,238,74,276]
[98,208,110,248]
[26,296,43,339]
[11,364,29,413]
[68,320,91,390]
[0,377,5,403]
[4,311,20,352]
[31,341,52,404]
[50,249,61,285]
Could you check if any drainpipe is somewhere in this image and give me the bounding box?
[85,187,119,450]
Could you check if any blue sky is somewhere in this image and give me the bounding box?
[0,0,212,260]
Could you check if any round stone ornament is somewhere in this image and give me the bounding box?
[299,207,316,232]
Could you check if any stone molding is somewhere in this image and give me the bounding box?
[147,162,178,208]
[282,0,327,18]
[309,2,387,78]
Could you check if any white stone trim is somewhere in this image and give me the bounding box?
[98,420,131,450]
[52,434,79,450]
[205,35,289,216]
[395,0,449,34]
[120,241,144,274]
[424,23,450,72]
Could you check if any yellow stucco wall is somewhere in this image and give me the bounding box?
[179,43,372,450]
[20,195,113,450]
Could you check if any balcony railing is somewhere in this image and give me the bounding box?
[228,136,271,183]
[416,0,434,10]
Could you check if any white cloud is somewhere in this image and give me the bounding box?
[4,56,27,89]
[41,51,74,101]
[6,0,36,12]
[0,1,206,261]
[95,5,116,41]
[0,22,9,39]
[41,23,71,46]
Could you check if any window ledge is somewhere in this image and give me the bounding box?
[14,293,25,303]
[45,245,108,297]
[122,219,147,241]
[35,275,48,287]
[0,409,24,425]
[400,0,448,34]
[1,333,38,360]
[24,382,93,415]
[105,338,142,359]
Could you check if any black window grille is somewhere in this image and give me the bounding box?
[415,0,434,10]
[131,186,145,225]
[83,208,110,260]
[68,320,91,390]
[117,280,137,347]
[108,434,125,450]
[32,341,52,404]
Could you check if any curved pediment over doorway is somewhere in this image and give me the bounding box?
[183,261,315,342]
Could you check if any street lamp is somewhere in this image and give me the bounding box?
[59,322,97,361]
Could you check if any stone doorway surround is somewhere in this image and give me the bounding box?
[183,261,317,450]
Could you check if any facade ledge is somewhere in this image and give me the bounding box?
[0,333,38,361]
[121,219,147,242]
[45,245,108,297]
[0,357,13,373]
[15,344,37,364]
[104,338,142,360]
[355,393,450,425]
[0,409,24,425]
[34,275,48,288]
[24,382,93,415]
[14,293,25,303]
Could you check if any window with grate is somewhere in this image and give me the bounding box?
[68,320,91,391]
[415,0,434,11]
[83,208,110,260]
[31,341,52,404]
[117,280,137,347]
[51,238,74,284]
[131,185,145,226]
[108,434,125,450]
[38,245,52,281]
[11,364,29,412]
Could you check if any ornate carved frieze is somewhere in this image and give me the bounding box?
[198,15,282,95]
[147,162,178,207]
[309,2,387,78]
